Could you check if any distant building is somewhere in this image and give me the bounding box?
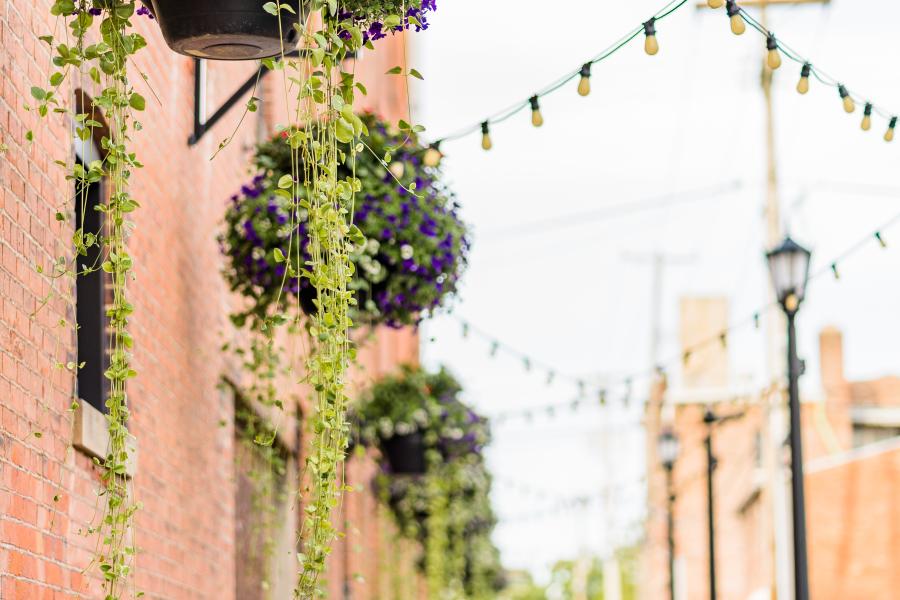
[642,298,900,600]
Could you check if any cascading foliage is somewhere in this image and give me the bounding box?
[30,1,149,597]
[264,1,433,596]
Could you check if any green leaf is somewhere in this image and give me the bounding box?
[30,87,46,101]
[129,93,146,111]
[385,66,403,75]
[335,118,355,143]
[409,68,424,80]
[262,2,278,15]
[273,248,285,263]
[277,174,293,189]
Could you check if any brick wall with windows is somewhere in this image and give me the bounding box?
[0,3,422,598]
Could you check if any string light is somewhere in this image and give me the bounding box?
[449,210,900,426]
[838,85,855,114]
[886,117,897,142]
[766,34,781,70]
[643,18,659,56]
[430,0,900,154]
[796,63,811,94]
[578,63,592,97]
[707,0,724,8]
[481,121,492,150]
[726,1,745,35]
[861,103,873,131]
[423,142,443,167]
[529,96,544,128]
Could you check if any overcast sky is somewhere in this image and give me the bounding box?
[409,0,900,577]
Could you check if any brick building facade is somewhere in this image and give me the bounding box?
[642,300,900,600]
[1,3,421,598]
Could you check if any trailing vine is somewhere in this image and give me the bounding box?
[29,1,147,597]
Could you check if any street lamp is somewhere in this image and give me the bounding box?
[766,235,812,600]
[658,428,680,600]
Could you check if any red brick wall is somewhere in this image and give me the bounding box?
[807,444,900,600]
[1,3,420,598]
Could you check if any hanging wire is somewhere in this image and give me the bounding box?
[451,207,900,423]
[429,0,898,146]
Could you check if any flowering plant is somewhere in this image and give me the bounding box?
[220,112,469,328]
[354,365,490,459]
[338,0,437,43]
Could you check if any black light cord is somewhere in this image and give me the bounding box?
[430,0,898,146]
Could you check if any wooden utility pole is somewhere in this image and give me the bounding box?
[695,3,831,599]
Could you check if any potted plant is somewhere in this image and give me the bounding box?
[142,0,437,60]
[140,0,304,59]
[354,366,489,474]
[219,112,471,328]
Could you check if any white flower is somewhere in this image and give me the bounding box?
[366,238,380,254]
[400,244,414,260]
[395,422,413,435]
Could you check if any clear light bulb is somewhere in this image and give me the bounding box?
[708,0,724,7]
[643,19,659,56]
[726,1,745,35]
[796,63,811,94]
[861,103,872,131]
[423,144,442,167]
[578,63,591,97]
[530,96,544,127]
[886,117,897,142]
[480,122,492,151]
[839,85,855,113]
[766,35,781,70]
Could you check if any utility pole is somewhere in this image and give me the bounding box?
[622,252,696,369]
[695,3,830,598]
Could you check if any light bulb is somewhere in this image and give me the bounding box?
[643,19,659,56]
[529,96,543,128]
[886,117,897,142]
[726,1,745,35]
[578,63,591,97]
[423,143,442,167]
[861,103,872,131]
[766,34,781,70]
[480,122,492,151]
[839,85,855,113]
[796,63,811,94]
[708,0,724,7]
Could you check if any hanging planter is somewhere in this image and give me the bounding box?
[381,432,427,474]
[219,112,471,328]
[353,365,490,468]
[140,0,303,60]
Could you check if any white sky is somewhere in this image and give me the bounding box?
[410,0,900,577]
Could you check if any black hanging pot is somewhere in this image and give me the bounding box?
[381,432,427,475]
[141,0,303,61]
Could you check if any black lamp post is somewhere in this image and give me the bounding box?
[766,236,812,600]
[703,408,718,600]
[658,428,680,600]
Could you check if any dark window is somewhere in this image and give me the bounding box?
[75,159,109,413]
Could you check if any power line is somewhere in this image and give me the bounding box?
[480,180,743,241]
